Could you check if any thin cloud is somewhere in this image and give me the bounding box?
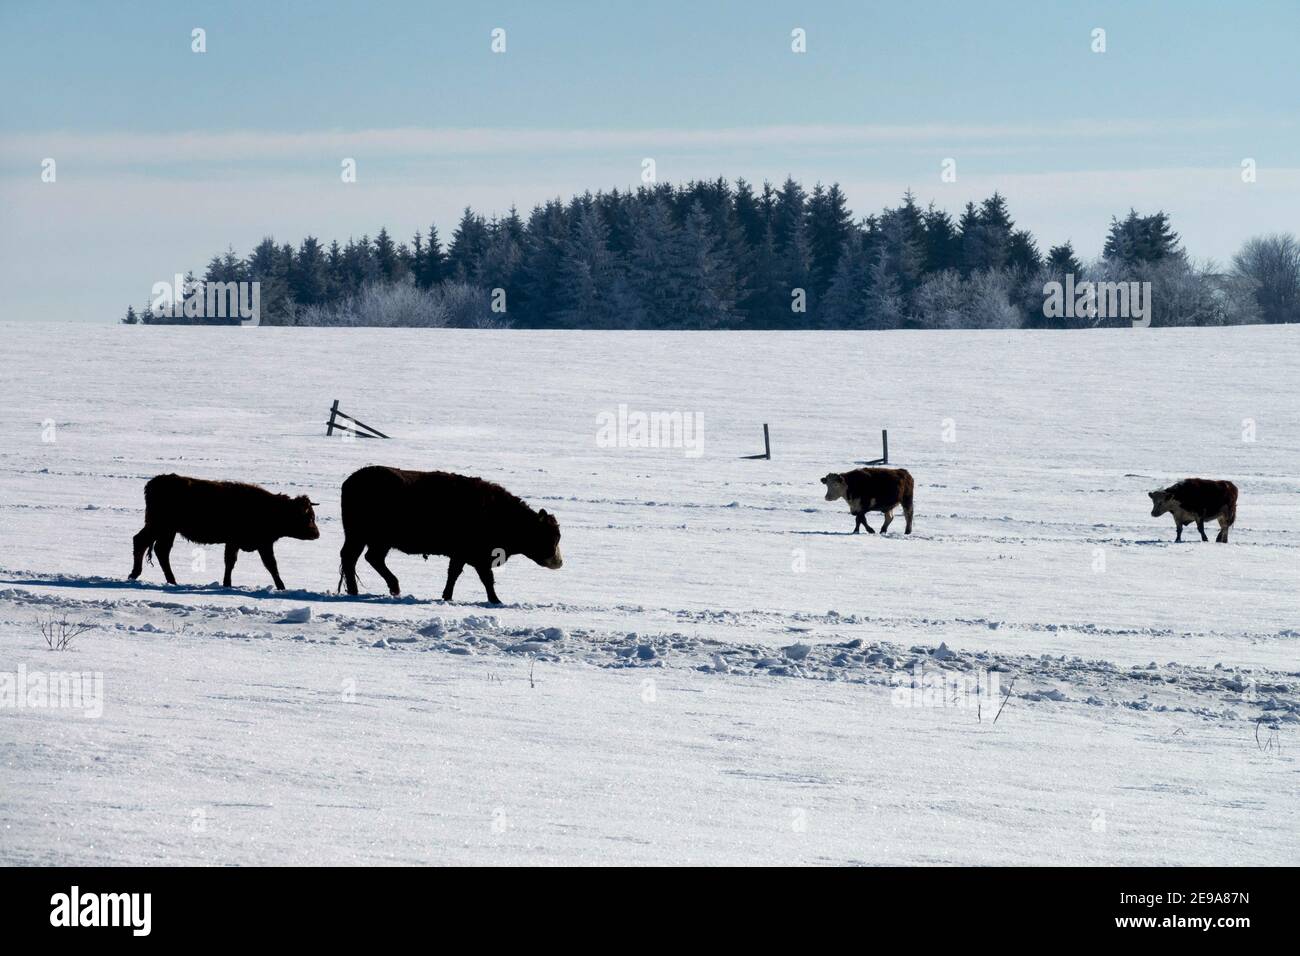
[0,118,1270,168]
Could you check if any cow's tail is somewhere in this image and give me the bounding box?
[337,557,364,594]
[140,474,176,567]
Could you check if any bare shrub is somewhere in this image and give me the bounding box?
[440,281,509,328]
[295,280,511,328]
[38,614,95,651]
[298,281,448,327]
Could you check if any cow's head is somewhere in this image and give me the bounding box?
[287,495,321,540]
[524,508,563,570]
[821,473,847,502]
[1148,489,1171,517]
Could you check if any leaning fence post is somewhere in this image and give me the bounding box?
[857,428,890,466]
[741,423,771,460]
[326,399,340,437]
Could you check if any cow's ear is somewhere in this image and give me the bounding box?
[539,508,548,517]
[1148,491,1159,500]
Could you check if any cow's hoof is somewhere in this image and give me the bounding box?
[388,588,401,597]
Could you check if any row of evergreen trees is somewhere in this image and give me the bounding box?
[123,178,1289,328]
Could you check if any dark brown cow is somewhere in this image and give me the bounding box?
[128,474,320,589]
[820,467,915,534]
[1149,478,1238,543]
[339,466,562,603]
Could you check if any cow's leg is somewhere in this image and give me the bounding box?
[1195,518,1208,542]
[880,508,895,534]
[861,515,875,534]
[442,558,465,601]
[258,544,286,590]
[223,543,239,587]
[1174,520,1184,542]
[902,496,914,534]
[472,561,501,604]
[852,513,863,534]
[1216,516,1230,543]
[129,525,152,579]
[365,546,401,596]
[340,537,364,595]
[154,530,177,584]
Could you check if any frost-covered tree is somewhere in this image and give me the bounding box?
[1231,233,1300,324]
[912,270,966,329]
[964,269,1021,329]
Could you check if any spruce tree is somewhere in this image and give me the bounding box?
[446,209,489,283]
[922,204,960,274]
[555,205,617,328]
[1103,210,1182,265]
[807,183,853,300]
[373,227,398,281]
[417,224,446,289]
[292,236,329,306]
[1046,242,1083,277]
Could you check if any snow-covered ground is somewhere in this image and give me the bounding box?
[1,322,1296,865]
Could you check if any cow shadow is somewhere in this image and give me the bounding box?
[0,576,430,606]
[0,576,527,609]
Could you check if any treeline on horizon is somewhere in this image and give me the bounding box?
[124,178,1300,329]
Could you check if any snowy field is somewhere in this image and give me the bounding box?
[1,322,1297,866]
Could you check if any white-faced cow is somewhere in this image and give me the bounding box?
[338,466,562,604]
[820,467,915,534]
[1148,478,1238,543]
[128,474,320,589]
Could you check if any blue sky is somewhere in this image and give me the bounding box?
[2,0,1298,319]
